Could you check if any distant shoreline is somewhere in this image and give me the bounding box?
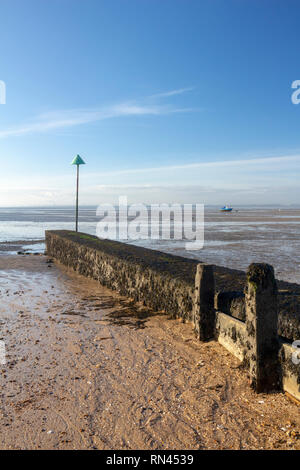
[0,239,45,254]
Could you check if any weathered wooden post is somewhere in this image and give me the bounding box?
[193,263,215,341]
[245,263,280,393]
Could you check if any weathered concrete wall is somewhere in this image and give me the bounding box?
[215,290,300,342]
[46,230,196,321]
[215,311,248,362]
[46,230,300,401]
[193,264,215,341]
[279,342,300,400]
[216,265,300,399]
[245,263,280,393]
[278,294,300,342]
[215,291,245,321]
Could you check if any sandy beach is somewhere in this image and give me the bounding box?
[0,251,299,450]
[3,0,300,454]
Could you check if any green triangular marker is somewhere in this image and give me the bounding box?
[71,154,86,165]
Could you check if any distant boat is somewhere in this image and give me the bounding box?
[220,205,233,212]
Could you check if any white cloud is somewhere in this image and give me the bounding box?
[84,154,300,178]
[0,88,195,139]
[0,181,299,207]
[149,87,194,98]
[1,153,300,206]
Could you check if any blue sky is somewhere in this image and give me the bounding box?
[1,0,300,206]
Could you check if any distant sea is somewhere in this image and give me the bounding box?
[0,205,300,284]
[0,207,99,242]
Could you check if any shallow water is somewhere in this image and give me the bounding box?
[0,206,300,283]
[127,207,300,284]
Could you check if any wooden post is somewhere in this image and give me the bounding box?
[245,263,280,392]
[193,264,215,341]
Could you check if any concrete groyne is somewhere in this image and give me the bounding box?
[46,230,300,401]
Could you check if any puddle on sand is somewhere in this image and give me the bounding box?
[22,242,45,254]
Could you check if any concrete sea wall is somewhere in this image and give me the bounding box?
[46,230,300,402]
[46,230,197,321]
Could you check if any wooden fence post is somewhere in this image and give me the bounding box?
[193,264,215,341]
[245,263,280,392]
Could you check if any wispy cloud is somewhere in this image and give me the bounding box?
[149,87,194,99]
[0,88,195,139]
[86,154,300,178]
[1,152,300,206]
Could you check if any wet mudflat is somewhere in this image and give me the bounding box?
[0,255,299,450]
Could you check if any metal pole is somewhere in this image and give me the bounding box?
[76,164,79,232]
[71,154,85,230]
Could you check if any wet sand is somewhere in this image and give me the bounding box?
[0,254,299,450]
[127,208,300,285]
